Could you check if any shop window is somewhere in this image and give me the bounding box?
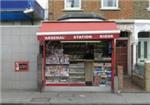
[62,41,112,59]
[101,0,118,9]
[45,41,112,88]
[64,0,81,10]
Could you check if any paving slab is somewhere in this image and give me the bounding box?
[1,90,150,105]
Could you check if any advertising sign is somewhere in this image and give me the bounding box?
[15,61,29,72]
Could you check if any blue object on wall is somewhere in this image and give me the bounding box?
[1,12,31,21]
[1,0,32,11]
[0,0,44,21]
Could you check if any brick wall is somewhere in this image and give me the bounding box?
[48,0,150,20]
[145,62,150,91]
[102,0,134,19]
[133,0,150,19]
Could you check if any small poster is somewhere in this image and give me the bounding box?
[15,61,29,72]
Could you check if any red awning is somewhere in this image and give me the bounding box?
[37,21,120,41]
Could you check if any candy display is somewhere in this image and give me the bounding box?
[93,63,111,87]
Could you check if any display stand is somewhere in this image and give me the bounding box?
[84,60,94,86]
[93,61,112,87]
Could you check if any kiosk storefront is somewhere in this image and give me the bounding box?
[37,21,120,91]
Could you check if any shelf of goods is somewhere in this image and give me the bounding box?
[69,62,85,83]
[45,60,85,86]
[45,65,69,83]
[93,62,112,87]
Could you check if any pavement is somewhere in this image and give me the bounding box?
[1,90,150,105]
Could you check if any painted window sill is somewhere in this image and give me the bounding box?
[63,9,83,12]
[100,8,120,11]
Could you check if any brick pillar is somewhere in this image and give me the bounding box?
[145,61,150,91]
[118,65,123,90]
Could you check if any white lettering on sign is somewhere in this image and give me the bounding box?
[99,35,113,38]
[73,35,92,39]
[45,36,65,40]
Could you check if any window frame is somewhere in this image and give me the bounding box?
[138,41,148,60]
[138,41,141,59]
[137,32,150,62]
[144,41,148,59]
[64,0,81,10]
[101,0,119,10]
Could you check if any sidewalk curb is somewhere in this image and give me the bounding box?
[1,103,150,105]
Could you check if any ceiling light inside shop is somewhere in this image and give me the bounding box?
[61,41,101,43]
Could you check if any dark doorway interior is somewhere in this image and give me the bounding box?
[116,40,128,75]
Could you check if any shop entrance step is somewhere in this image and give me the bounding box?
[43,86,111,92]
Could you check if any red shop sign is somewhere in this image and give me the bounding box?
[38,34,119,41]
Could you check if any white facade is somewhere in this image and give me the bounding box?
[36,0,49,20]
[116,20,150,76]
[134,20,150,44]
[133,20,150,66]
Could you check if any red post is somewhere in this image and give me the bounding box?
[111,39,116,92]
[42,41,46,87]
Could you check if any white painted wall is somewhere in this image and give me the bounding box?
[36,0,48,20]
[134,20,150,66]
[134,20,150,43]
[1,26,39,90]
